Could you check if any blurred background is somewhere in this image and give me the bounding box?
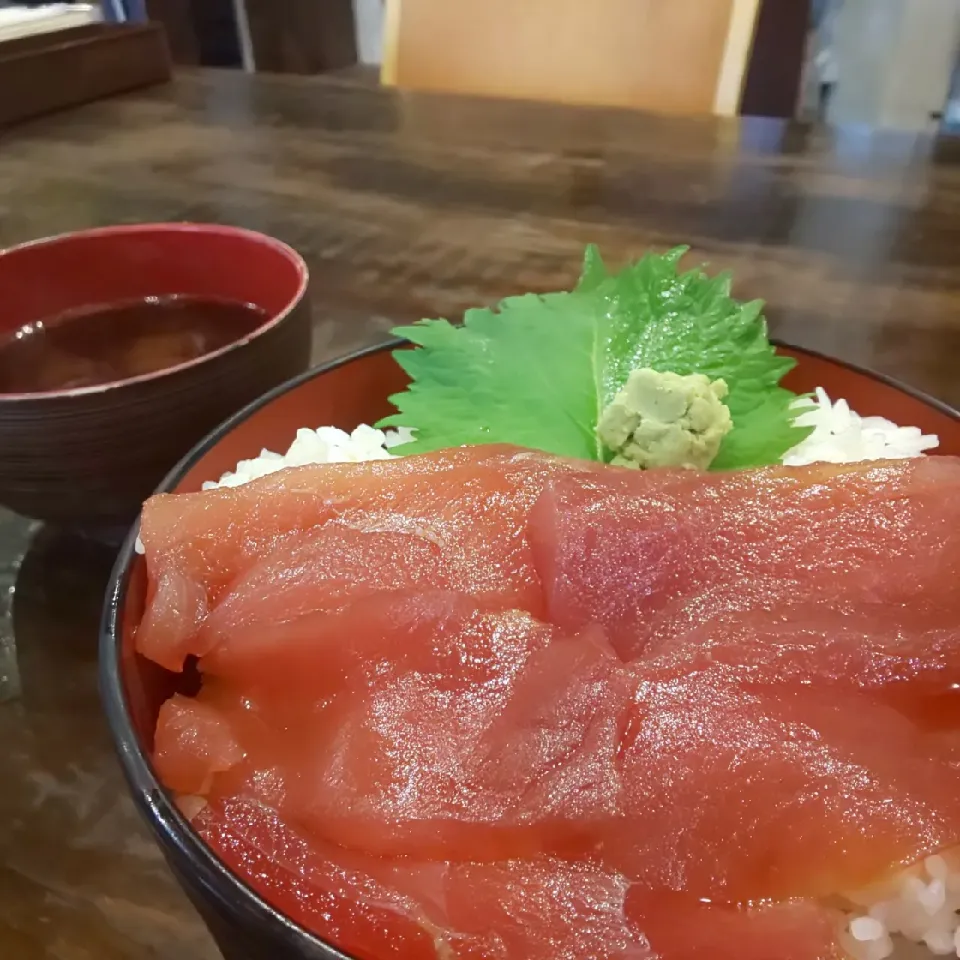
[798,0,960,130]
[3,0,960,131]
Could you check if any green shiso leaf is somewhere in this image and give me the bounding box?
[378,245,810,468]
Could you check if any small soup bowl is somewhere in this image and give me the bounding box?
[0,222,311,529]
[100,341,960,960]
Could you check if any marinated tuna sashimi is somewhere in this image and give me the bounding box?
[191,797,449,960]
[270,602,562,861]
[193,797,847,960]
[137,446,586,670]
[625,891,848,960]
[153,694,244,796]
[192,796,650,960]
[469,628,633,848]
[138,448,960,960]
[156,601,960,901]
[160,595,570,859]
[197,526,449,661]
[613,671,960,901]
[199,585,551,697]
[140,525,450,672]
[644,604,960,725]
[528,457,960,659]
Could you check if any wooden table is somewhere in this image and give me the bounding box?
[0,68,958,958]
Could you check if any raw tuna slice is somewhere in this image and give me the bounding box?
[171,608,960,894]
[528,457,960,659]
[283,626,623,862]
[271,602,561,860]
[141,525,449,672]
[153,694,245,796]
[625,891,847,960]
[201,588,555,712]
[400,860,843,960]
[135,566,209,673]
[163,594,562,859]
[467,628,633,851]
[610,668,960,901]
[192,797,651,960]
[191,797,444,960]
[138,446,585,670]
[193,798,843,960]
[434,859,650,959]
[645,603,960,725]
[196,526,449,667]
[162,678,329,811]
[450,634,960,899]
[165,624,631,861]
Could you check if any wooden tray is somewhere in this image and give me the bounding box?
[0,22,172,127]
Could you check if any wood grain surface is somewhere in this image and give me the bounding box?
[0,67,958,958]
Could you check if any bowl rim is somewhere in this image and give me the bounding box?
[0,222,310,403]
[98,337,960,956]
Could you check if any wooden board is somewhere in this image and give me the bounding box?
[0,23,172,128]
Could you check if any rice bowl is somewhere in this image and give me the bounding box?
[130,402,953,956]
[106,321,960,960]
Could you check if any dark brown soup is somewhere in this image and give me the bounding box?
[0,295,267,394]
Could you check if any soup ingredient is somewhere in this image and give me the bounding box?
[379,245,809,470]
[140,448,960,958]
[0,295,266,393]
[783,388,940,466]
[597,368,733,469]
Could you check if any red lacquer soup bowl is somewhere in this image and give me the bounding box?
[100,341,960,960]
[0,223,311,529]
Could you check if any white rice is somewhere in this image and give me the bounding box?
[783,388,939,466]
[199,424,415,490]
[135,393,954,959]
[841,853,960,960]
[190,387,940,490]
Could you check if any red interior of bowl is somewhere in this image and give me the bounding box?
[119,341,960,745]
[0,223,306,337]
[174,347,407,494]
[780,349,960,456]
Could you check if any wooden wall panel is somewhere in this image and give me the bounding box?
[383,0,753,115]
